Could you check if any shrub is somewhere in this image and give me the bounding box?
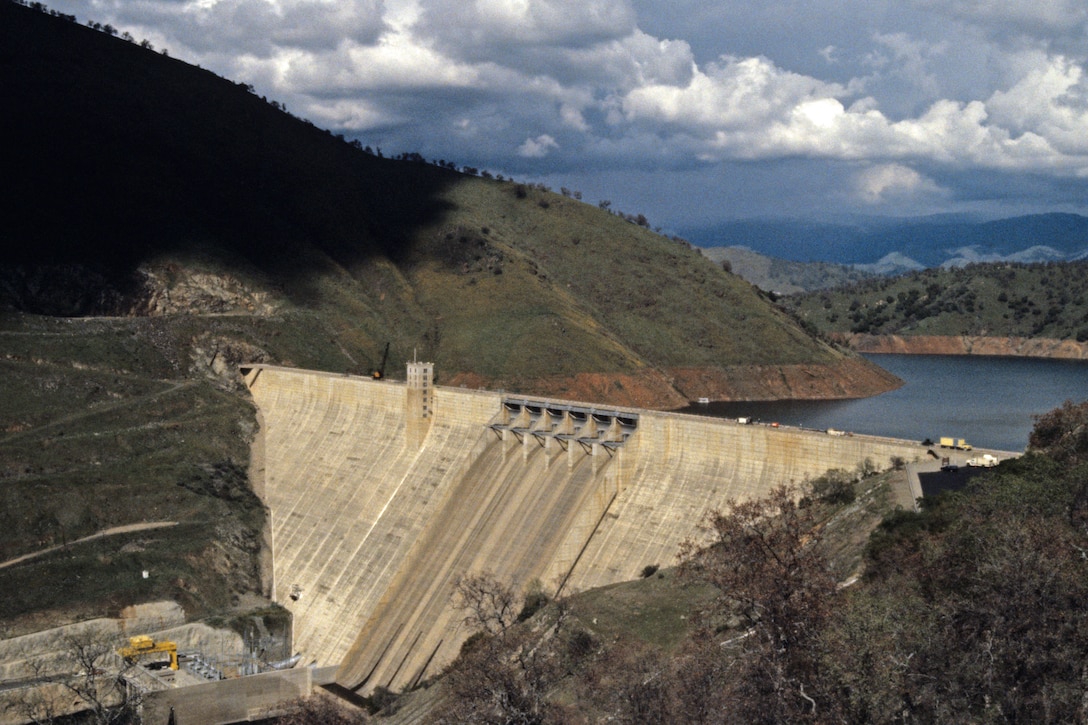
[640,564,659,578]
[810,468,856,505]
[458,630,487,658]
[517,589,549,622]
[368,685,400,715]
[566,628,596,660]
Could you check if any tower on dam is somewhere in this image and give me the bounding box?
[243,363,926,695]
[405,359,433,448]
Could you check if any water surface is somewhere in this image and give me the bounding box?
[681,354,1088,452]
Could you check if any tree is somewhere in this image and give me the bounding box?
[678,484,839,723]
[1028,399,1088,465]
[435,574,571,724]
[455,572,520,638]
[13,631,142,725]
[830,418,1088,723]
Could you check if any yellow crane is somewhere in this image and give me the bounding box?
[119,635,178,670]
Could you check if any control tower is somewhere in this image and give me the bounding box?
[406,359,433,448]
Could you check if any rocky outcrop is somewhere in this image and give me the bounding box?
[134,263,280,317]
[0,261,280,318]
[835,333,1088,360]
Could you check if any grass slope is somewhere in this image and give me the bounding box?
[700,246,877,294]
[785,261,1088,340]
[0,315,264,633]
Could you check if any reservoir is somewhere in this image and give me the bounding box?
[683,354,1088,452]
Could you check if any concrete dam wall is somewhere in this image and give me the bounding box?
[243,365,924,695]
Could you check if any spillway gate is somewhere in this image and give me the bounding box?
[489,398,638,456]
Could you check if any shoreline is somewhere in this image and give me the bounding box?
[831,333,1088,361]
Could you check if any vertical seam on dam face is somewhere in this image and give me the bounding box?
[244,365,928,694]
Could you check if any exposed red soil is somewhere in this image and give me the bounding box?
[667,356,903,403]
[444,355,903,409]
[444,369,689,409]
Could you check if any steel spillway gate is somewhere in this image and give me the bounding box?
[489,398,638,455]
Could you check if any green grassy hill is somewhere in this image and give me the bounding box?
[700,245,878,294]
[785,261,1088,341]
[0,0,896,633]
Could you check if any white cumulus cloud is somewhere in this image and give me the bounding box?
[43,0,1088,220]
[855,163,946,204]
[518,134,560,157]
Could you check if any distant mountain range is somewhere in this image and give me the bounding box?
[682,214,1088,272]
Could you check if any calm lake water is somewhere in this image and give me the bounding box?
[681,354,1088,452]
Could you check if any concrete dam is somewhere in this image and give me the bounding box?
[243,364,924,696]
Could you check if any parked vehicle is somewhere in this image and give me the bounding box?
[939,437,973,450]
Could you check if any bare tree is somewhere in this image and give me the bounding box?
[455,572,520,638]
[435,574,572,724]
[678,484,839,723]
[10,630,143,725]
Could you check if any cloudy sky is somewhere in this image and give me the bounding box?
[51,0,1088,233]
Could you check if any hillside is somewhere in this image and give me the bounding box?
[0,1,898,634]
[700,245,878,294]
[0,0,896,408]
[784,262,1088,355]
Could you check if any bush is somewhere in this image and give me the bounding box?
[368,685,400,715]
[1029,400,1088,465]
[811,468,856,505]
[457,630,487,658]
[517,589,549,623]
[566,627,596,660]
[640,564,659,578]
[856,456,879,478]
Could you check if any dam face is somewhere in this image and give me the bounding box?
[243,365,923,695]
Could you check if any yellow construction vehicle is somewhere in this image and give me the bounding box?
[119,635,178,670]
